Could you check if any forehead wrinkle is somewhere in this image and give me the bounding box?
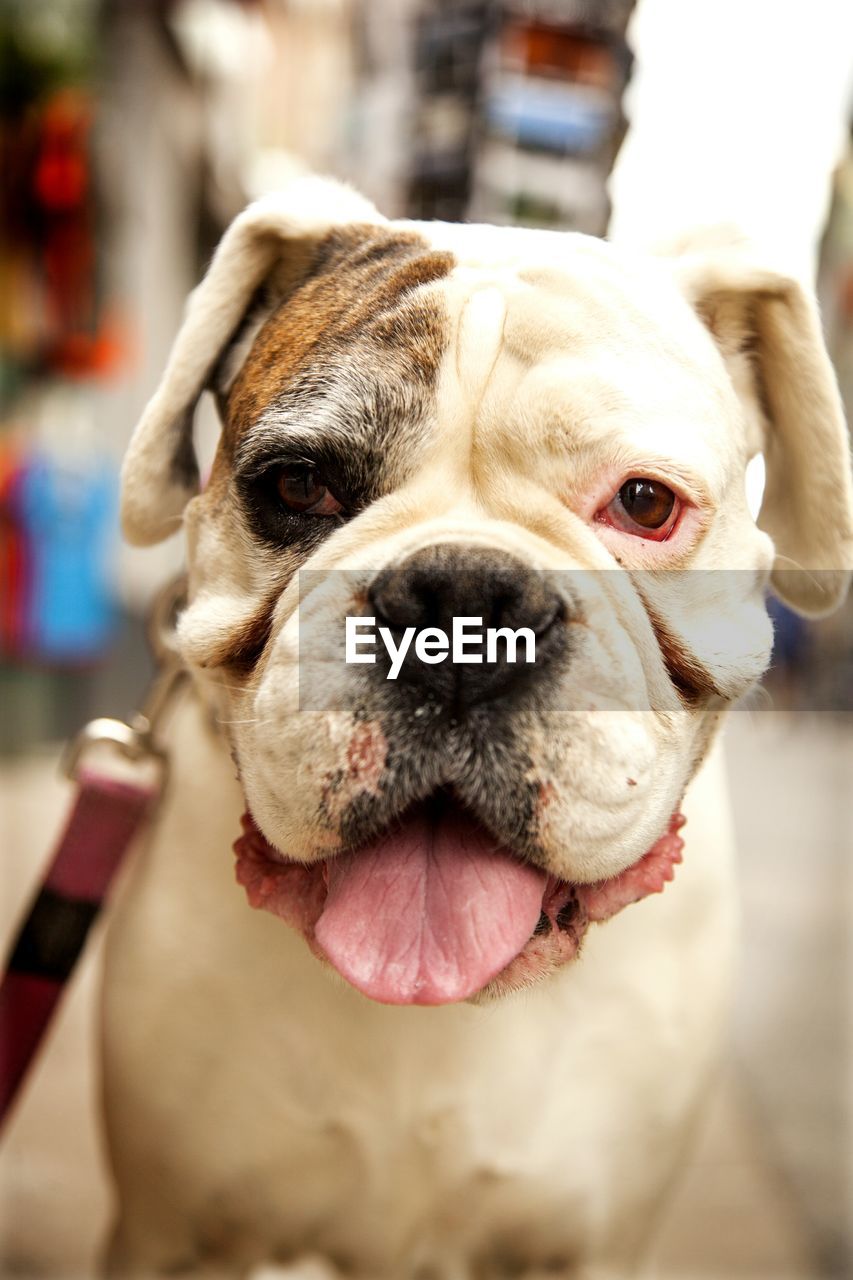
[514,367,629,449]
[512,341,729,443]
[411,281,510,496]
[506,262,728,390]
[453,284,507,399]
[470,343,729,510]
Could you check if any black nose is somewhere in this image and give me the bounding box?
[367,544,565,706]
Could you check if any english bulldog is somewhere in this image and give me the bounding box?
[107,177,853,1279]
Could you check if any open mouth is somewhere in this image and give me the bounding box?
[233,795,685,1006]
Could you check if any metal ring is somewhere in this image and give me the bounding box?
[60,718,167,783]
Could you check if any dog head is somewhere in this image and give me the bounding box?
[122,177,853,1005]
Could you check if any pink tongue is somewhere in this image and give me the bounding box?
[314,806,547,1006]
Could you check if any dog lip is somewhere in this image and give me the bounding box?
[233,806,687,1000]
[234,804,686,905]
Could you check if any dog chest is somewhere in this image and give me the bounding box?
[101,696,734,1275]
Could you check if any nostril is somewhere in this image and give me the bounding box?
[532,595,566,637]
[495,587,564,638]
[368,571,420,631]
[367,580,388,626]
[419,586,442,631]
[369,568,456,634]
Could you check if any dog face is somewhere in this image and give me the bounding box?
[122,178,853,1006]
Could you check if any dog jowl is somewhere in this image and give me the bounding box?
[121,178,853,1009]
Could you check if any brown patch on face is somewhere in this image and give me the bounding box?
[197,591,280,678]
[645,605,722,706]
[222,225,454,453]
[194,227,455,678]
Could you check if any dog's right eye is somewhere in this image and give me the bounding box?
[274,465,343,517]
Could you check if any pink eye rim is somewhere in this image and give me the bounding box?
[596,476,682,542]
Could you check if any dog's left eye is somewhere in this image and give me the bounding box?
[275,465,343,516]
[598,478,679,540]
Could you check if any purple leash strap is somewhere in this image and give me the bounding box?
[0,769,158,1128]
[0,576,187,1135]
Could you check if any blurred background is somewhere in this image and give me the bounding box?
[0,1,852,1277]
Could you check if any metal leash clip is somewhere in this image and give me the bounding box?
[61,576,190,784]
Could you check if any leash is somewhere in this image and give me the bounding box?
[0,578,188,1132]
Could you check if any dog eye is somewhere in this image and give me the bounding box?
[275,465,343,516]
[600,478,679,540]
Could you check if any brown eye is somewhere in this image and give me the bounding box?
[598,477,680,541]
[618,479,676,529]
[275,465,343,516]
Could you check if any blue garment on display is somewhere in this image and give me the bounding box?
[17,451,118,662]
[485,81,612,155]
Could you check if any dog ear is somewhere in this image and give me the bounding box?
[121,176,384,546]
[670,231,853,616]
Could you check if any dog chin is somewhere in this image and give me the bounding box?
[232,794,686,1007]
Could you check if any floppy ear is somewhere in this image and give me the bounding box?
[671,232,853,617]
[121,176,384,546]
